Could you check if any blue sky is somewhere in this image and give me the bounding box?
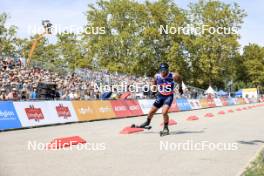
[1,0,264,48]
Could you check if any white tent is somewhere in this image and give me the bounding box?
[182,81,187,90]
[205,86,215,94]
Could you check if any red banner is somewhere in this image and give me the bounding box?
[110,100,143,118]
[207,98,216,108]
[125,100,143,116]
[220,97,228,106]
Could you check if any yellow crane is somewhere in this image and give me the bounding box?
[27,20,52,66]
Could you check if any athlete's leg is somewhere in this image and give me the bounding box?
[162,104,170,125]
[138,95,163,128]
[138,106,159,128]
[160,95,173,134]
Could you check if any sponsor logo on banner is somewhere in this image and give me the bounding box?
[199,99,208,108]
[207,98,216,108]
[46,101,78,123]
[99,106,112,113]
[188,99,202,109]
[94,101,115,119]
[125,100,143,116]
[14,101,77,127]
[176,98,192,111]
[25,105,44,122]
[213,98,223,107]
[56,104,71,119]
[111,100,131,117]
[0,101,22,130]
[79,107,93,115]
[72,101,98,121]
[72,101,115,121]
[220,98,228,106]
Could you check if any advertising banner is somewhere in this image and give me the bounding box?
[72,100,115,121]
[242,88,258,98]
[237,98,246,104]
[110,100,144,117]
[213,98,223,107]
[124,100,143,116]
[14,101,59,127]
[199,99,209,108]
[176,98,192,111]
[45,101,78,123]
[188,99,202,110]
[220,98,229,106]
[0,101,22,130]
[207,98,216,108]
[110,100,131,117]
[138,99,162,114]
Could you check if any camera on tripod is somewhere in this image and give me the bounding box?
[42,20,52,34]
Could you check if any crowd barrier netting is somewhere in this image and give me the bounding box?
[0,97,264,130]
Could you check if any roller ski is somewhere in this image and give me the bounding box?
[131,124,152,130]
[131,119,152,130]
[160,126,170,137]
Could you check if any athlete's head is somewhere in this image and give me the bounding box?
[159,63,169,76]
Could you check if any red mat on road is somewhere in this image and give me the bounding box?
[47,136,87,149]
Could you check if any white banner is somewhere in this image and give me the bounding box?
[213,98,223,107]
[45,101,78,123]
[13,101,78,127]
[138,99,162,114]
[187,99,202,109]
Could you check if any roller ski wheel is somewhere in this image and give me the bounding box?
[131,124,152,130]
[160,128,170,137]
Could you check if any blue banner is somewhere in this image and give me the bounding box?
[176,98,192,111]
[227,98,235,105]
[0,101,22,130]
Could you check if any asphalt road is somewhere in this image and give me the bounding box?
[1,103,264,176]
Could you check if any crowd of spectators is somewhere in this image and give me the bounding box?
[0,58,154,101]
[0,57,203,101]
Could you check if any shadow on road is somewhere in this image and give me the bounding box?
[143,128,205,135]
[237,140,264,145]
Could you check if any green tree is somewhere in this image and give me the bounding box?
[56,32,87,71]
[83,0,187,76]
[0,13,18,58]
[186,0,246,89]
[241,44,264,91]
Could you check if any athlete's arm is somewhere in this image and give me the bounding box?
[151,74,158,93]
[173,72,183,95]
